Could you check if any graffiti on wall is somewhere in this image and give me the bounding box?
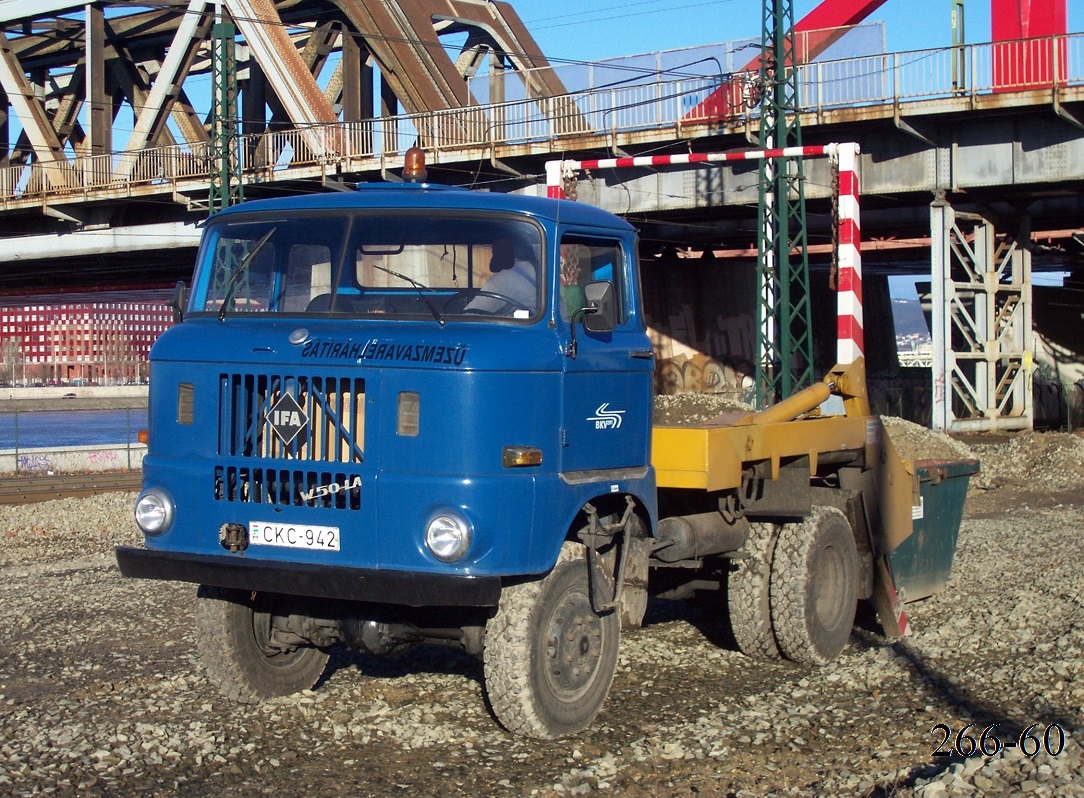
[17,454,52,472]
[647,304,755,395]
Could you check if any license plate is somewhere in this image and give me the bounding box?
[248,521,340,551]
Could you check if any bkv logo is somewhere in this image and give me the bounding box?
[588,403,625,430]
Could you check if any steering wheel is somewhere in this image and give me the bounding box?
[442,289,530,316]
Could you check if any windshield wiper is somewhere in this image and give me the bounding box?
[218,227,276,322]
[369,262,446,327]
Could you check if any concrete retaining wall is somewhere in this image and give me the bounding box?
[3,386,148,401]
[0,443,145,475]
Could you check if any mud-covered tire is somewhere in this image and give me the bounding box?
[617,531,651,631]
[728,522,782,659]
[770,507,858,665]
[195,585,330,703]
[483,542,620,739]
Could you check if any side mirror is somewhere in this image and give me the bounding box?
[171,280,188,324]
[581,280,616,333]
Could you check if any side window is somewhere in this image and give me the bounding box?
[559,236,624,323]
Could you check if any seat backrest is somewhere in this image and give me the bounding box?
[306,293,334,312]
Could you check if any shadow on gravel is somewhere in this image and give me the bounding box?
[639,576,745,653]
[321,640,485,690]
[848,623,1079,796]
[316,593,736,693]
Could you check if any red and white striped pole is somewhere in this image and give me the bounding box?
[833,143,863,366]
[545,143,864,364]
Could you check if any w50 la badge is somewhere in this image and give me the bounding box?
[588,403,625,430]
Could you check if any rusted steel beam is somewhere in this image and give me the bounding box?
[335,0,456,115]
[230,0,339,128]
[86,4,110,157]
[334,0,581,130]
[0,29,70,181]
[120,0,211,158]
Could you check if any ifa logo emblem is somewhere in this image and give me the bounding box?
[267,393,308,446]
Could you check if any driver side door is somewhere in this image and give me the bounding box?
[559,232,653,474]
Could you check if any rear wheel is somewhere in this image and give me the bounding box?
[484,541,620,739]
[770,507,858,665]
[195,585,330,703]
[728,522,782,659]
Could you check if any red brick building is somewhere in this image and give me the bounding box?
[0,300,173,385]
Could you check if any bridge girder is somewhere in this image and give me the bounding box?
[0,0,575,174]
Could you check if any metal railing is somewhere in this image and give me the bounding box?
[801,34,1083,110]
[0,407,146,474]
[2,34,1083,206]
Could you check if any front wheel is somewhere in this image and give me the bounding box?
[483,542,620,739]
[195,585,330,703]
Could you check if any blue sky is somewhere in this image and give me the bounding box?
[508,0,1083,63]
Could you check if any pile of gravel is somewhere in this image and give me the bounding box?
[880,416,975,463]
[968,432,1084,492]
[878,418,1084,496]
[653,392,753,425]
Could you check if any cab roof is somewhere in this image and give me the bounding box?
[210,181,634,232]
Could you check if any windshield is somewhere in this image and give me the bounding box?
[189,211,545,321]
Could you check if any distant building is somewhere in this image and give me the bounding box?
[0,301,173,385]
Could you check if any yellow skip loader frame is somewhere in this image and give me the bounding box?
[651,359,956,638]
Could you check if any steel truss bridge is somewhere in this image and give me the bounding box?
[1,0,1083,432]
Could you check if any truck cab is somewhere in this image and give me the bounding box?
[118,169,657,738]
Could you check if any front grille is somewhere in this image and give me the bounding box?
[214,466,362,509]
[218,373,365,463]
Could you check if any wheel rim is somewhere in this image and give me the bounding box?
[813,542,849,631]
[543,586,604,700]
[249,605,310,670]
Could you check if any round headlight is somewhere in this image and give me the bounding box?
[134,488,174,535]
[424,512,472,563]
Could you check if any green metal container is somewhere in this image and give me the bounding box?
[889,458,980,602]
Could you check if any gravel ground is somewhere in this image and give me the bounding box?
[1,427,1082,797]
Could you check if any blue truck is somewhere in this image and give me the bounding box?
[116,151,976,739]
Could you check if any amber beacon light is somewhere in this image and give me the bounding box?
[403,147,427,183]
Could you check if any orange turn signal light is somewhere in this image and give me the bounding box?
[137,429,150,445]
[502,446,542,468]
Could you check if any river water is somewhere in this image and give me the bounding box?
[0,409,149,450]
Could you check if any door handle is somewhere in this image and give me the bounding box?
[630,350,654,359]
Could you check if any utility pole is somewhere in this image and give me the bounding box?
[209,0,243,214]
[754,0,813,406]
[951,0,966,93]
